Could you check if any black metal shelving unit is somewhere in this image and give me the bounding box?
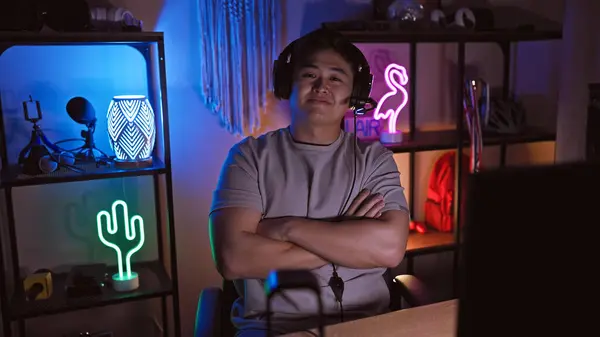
[0,32,180,337]
[326,23,563,294]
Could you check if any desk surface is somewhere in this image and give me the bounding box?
[283,299,458,337]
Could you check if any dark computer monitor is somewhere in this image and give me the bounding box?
[457,160,598,337]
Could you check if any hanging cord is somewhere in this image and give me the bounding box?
[330,113,359,323]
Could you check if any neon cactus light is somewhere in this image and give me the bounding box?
[96,200,145,292]
[373,63,409,143]
[107,95,156,168]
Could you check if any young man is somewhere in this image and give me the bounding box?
[209,28,410,336]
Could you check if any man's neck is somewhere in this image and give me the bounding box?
[289,123,341,145]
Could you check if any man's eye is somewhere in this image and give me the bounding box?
[302,73,316,78]
[330,77,342,82]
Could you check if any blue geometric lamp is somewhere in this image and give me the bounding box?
[107,95,156,169]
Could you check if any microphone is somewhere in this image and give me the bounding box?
[264,270,325,337]
[66,96,96,126]
[354,97,378,115]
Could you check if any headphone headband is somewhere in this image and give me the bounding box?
[272,30,373,113]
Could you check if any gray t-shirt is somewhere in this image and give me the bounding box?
[211,127,409,336]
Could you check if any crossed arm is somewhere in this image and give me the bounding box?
[209,143,409,280]
[209,207,327,280]
[210,194,409,280]
[261,208,409,270]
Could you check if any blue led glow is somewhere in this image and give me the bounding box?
[265,271,278,295]
[107,95,156,162]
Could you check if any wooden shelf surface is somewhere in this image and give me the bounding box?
[10,260,172,320]
[0,32,163,45]
[1,156,166,188]
[335,28,562,43]
[383,127,555,154]
[406,231,456,256]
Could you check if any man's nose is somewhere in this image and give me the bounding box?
[312,78,329,92]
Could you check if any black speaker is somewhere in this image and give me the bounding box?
[586,83,600,161]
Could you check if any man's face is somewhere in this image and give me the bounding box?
[289,49,354,127]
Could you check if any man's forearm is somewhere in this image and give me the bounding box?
[283,211,408,269]
[221,232,328,280]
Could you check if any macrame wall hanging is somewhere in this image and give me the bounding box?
[198,0,283,136]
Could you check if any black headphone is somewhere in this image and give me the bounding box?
[272,29,374,114]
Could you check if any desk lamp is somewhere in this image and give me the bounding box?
[96,200,145,292]
[106,95,156,169]
[265,270,325,337]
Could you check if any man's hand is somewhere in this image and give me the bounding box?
[257,217,293,241]
[344,189,385,219]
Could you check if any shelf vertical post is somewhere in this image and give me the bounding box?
[453,42,466,298]
[156,39,181,337]
[407,42,417,275]
[3,186,24,336]
[0,238,10,336]
[499,42,512,167]
[141,44,166,264]
[0,59,12,336]
[140,42,170,336]
[408,42,417,141]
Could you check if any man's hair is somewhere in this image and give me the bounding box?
[289,28,367,77]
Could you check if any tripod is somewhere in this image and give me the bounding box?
[70,119,109,162]
[18,122,62,165]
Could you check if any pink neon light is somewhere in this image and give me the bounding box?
[373,63,409,134]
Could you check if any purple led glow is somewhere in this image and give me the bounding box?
[373,63,409,134]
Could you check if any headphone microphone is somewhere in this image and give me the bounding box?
[354,97,378,115]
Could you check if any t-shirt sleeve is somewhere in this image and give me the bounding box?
[210,140,263,215]
[363,147,410,215]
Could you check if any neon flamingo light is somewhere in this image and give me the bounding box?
[374,63,409,143]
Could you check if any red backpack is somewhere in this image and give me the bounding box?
[424,151,470,232]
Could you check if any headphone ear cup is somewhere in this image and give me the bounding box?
[58,152,76,166]
[273,60,293,100]
[349,72,373,113]
[350,79,361,108]
[455,8,476,28]
[38,155,58,174]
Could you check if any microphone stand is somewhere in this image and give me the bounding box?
[68,119,110,163]
[265,270,325,337]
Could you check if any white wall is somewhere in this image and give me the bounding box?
[2,0,594,336]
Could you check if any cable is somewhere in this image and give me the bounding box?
[329,113,359,324]
[338,113,358,214]
[289,113,360,328]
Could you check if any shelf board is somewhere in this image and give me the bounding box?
[1,156,167,188]
[331,28,562,43]
[406,232,456,256]
[10,260,172,320]
[383,126,555,153]
[0,32,163,45]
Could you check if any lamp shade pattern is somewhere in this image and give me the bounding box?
[107,95,156,162]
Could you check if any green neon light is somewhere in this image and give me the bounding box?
[96,200,145,280]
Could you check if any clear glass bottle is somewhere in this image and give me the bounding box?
[386,0,425,22]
